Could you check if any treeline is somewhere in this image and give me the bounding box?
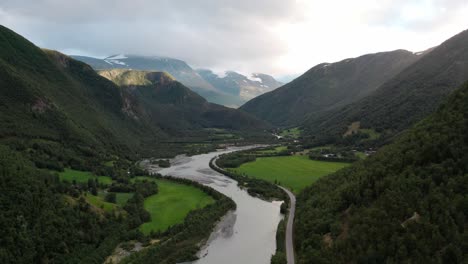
[294,82,468,263]
[271,219,287,264]
[0,145,125,263]
[216,151,256,168]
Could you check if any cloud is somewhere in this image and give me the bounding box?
[0,0,467,76]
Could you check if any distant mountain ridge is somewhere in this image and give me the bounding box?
[72,54,215,90]
[241,49,420,126]
[72,54,282,107]
[197,69,283,102]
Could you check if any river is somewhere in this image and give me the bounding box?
[153,146,283,264]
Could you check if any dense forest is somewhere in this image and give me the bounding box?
[0,145,126,263]
[295,82,468,263]
[301,29,468,148]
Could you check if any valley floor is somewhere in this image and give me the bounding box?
[230,155,349,194]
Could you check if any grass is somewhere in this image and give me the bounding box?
[355,152,368,159]
[309,145,332,151]
[231,155,349,194]
[115,193,134,205]
[134,177,215,234]
[256,146,288,154]
[103,160,115,167]
[85,193,117,212]
[96,191,133,206]
[279,127,301,138]
[85,191,133,212]
[59,168,112,184]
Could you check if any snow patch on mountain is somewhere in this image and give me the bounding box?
[105,59,127,66]
[247,74,262,83]
[106,54,128,60]
[213,70,227,78]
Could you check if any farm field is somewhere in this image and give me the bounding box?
[231,155,349,194]
[59,168,112,184]
[135,177,215,234]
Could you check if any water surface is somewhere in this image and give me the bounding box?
[156,147,283,264]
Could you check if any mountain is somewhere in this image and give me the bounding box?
[72,54,215,90]
[197,69,283,104]
[0,25,269,263]
[0,25,267,168]
[303,29,468,146]
[295,80,468,263]
[98,69,269,133]
[0,26,164,166]
[240,50,420,126]
[72,54,245,107]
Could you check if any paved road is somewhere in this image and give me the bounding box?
[279,186,296,264]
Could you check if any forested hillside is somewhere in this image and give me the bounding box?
[0,25,165,170]
[98,69,269,133]
[303,29,468,147]
[0,145,125,263]
[0,25,268,167]
[241,50,419,126]
[295,81,468,263]
[0,25,258,263]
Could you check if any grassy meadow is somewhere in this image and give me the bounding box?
[59,168,112,184]
[135,177,215,234]
[231,155,349,194]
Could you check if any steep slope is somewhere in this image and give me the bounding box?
[0,25,267,169]
[98,69,269,133]
[241,50,419,126]
[197,69,283,105]
[0,26,166,166]
[304,29,468,146]
[295,81,468,263]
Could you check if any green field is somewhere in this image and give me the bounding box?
[231,155,349,194]
[279,127,301,138]
[85,191,133,212]
[96,191,133,206]
[59,168,112,184]
[85,193,117,212]
[135,177,215,234]
[115,192,134,205]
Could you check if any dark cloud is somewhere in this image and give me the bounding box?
[0,0,467,75]
[0,0,298,74]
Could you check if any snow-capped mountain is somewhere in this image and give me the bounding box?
[72,54,215,92]
[72,54,282,107]
[196,70,283,103]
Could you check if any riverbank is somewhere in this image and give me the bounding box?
[155,147,283,264]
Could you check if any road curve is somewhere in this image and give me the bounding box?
[279,186,296,264]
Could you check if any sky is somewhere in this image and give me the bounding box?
[0,0,467,78]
